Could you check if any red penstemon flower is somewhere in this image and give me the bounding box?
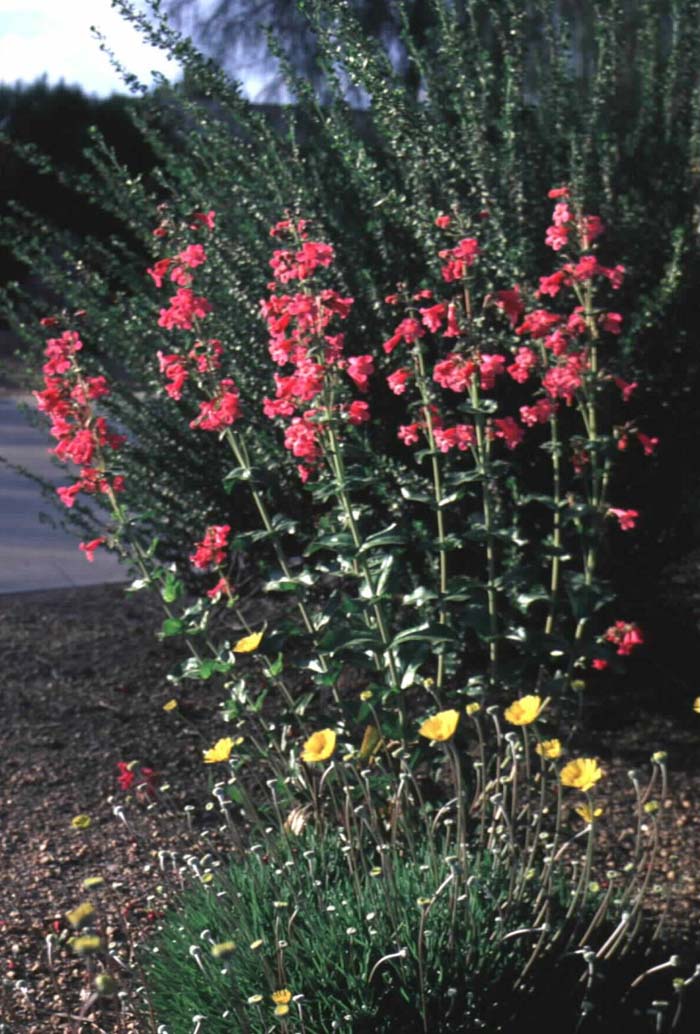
[34,327,126,516]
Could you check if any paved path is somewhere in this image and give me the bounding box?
[0,395,125,593]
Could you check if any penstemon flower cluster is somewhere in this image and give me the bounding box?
[38,188,658,732]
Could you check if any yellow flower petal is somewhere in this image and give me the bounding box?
[71,814,91,830]
[301,729,336,763]
[163,699,178,712]
[504,694,545,726]
[233,630,264,653]
[203,737,235,763]
[465,702,481,716]
[575,803,604,823]
[418,709,460,742]
[66,902,95,929]
[535,738,562,760]
[560,757,604,792]
[693,697,700,714]
[69,934,102,955]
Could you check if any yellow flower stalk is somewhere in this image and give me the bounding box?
[560,757,604,792]
[535,738,562,759]
[301,728,336,763]
[233,630,264,653]
[504,694,546,726]
[203,737,235,764]
[418,709,460,742]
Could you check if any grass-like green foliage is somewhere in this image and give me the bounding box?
[146,834,565,1032]
[141,724,679,1033]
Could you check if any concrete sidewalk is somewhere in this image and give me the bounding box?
[0,395,126,593]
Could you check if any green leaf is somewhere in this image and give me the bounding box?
[358,523,406,554]
[161,618,184,637]
[161,572,184,604]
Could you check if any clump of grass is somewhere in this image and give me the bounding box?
[137,701,695,1033]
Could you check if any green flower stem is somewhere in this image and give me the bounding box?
[413,344,449,692]
[322,410,403,711]
[103,483,205,665]
[545,413,562,636]
[470,378,499,685]
[224,428,333,681]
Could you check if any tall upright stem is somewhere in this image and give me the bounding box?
[414,346,448,692]
[545,414,562,636]
[322,417,402,709]
[470,380,499,685]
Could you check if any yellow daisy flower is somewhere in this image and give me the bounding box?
[535,738,562,760]
[693,697,700,714]
[301,729,336,763]
[233,630,264,653]
[203,737,235,764]
[465,702,481,716]
[504,694,546,726]
[71,814,91,830]
[418,709,460,742]
[560,757,604,792]
[163,699,178,712]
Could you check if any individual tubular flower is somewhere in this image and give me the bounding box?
[504,694,545,726]
[438,237,480,281]
[507,347,537,384]
[79,537,106,563]
[520,398,556,427]
[560,757,604,792]
[301,729,337,763]
[607,508,639,531]
[493,417,524,450]
[345,354,374,392]
[603,620,644,656]
[189,379,241,431]
[418,709,460,742]
[190,525,231,570]
[157,288,212,331]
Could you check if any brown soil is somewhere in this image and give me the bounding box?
[1,583,700,1032]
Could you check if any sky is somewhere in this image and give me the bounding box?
[0,0,182,96]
